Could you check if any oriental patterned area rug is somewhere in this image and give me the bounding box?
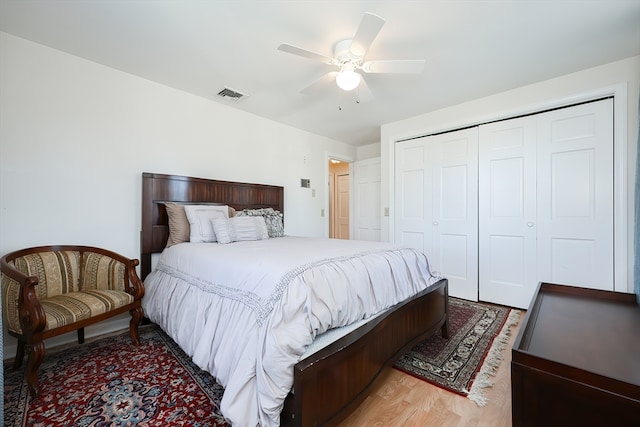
[4,324,231,427]
[394,297,521,406]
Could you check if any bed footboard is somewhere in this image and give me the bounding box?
[281,278,449,427]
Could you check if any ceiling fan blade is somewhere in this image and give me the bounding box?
[278,43,334,64]
[361,59,426,74]
[300,71,338,95]
[349,12,385,57]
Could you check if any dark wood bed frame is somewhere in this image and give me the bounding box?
[140,172,449,427]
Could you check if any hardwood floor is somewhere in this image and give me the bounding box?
[338,310,524,427]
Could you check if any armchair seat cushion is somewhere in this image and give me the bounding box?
[40,290,135,332]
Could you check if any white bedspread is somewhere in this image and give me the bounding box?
[142,236,440,427]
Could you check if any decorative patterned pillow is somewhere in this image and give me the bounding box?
[183,205,229,243]
[236,208,284,238]
[211,216,269,244]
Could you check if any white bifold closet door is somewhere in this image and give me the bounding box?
[478,116,538,308]
[536,99,614,288]
[395,128,478,301]
[479,98,614,308]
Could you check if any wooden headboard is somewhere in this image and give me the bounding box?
[140,172,284,279]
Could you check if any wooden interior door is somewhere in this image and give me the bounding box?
[336,173,350,239]
[329,170,335,237]
[329,160,350,239]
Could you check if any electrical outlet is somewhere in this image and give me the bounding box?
[321,209,325,217]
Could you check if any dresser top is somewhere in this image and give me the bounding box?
[514,283,640,387]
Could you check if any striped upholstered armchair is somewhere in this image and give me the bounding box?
[1,245,145,397]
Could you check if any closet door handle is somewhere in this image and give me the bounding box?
[433,221,439,226]
[526,222,535,227]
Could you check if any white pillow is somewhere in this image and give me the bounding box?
[183,205,229,242]
[211,216,269,244]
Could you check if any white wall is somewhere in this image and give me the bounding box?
[381,55,640,294]
[0,32,355,358]
[356,142,381,160]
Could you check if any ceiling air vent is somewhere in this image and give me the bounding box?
[216,87,248,103]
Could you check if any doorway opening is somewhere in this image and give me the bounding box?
[328,157,351,239]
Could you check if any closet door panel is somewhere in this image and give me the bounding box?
[394,129,478,301]
[438,234,470,281]
[394,140,431,253]
[537,98,614,290]
[432,129,478,301]
[479,116,537,308]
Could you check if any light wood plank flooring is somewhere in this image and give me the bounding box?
[338,310,524,427]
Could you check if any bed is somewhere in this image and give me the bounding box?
[140,172,449,427]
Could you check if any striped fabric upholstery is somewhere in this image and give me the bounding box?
[1,251,133,334]
[1,271,21,333]
[39,290,134,331]
[81,252,126,291]
[14,251,81,297]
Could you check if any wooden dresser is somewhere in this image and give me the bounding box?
[511,282,640,427]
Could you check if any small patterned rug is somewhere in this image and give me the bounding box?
[394,298,521,406]
[4,324,231,427]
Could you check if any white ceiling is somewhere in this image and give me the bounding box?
[1,1,639,146]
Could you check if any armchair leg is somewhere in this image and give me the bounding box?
[129,306,143,345]
[26,340,45,398]
[77,327,85,344]
[13,340,26,370]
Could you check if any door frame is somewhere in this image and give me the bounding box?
[387,83,628,293]
[325,152,354,238]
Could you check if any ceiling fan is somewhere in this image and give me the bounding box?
[278,12,425,100]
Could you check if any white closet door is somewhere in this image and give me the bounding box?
[479,117,538,308]
[353,158,381,241]
[536,98,614,289]
[395,138,431,253]
[478,98,614,308]
[395,129,478,301]
[431,129,479,301]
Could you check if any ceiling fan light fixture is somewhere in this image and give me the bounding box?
[336,64,361,91]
